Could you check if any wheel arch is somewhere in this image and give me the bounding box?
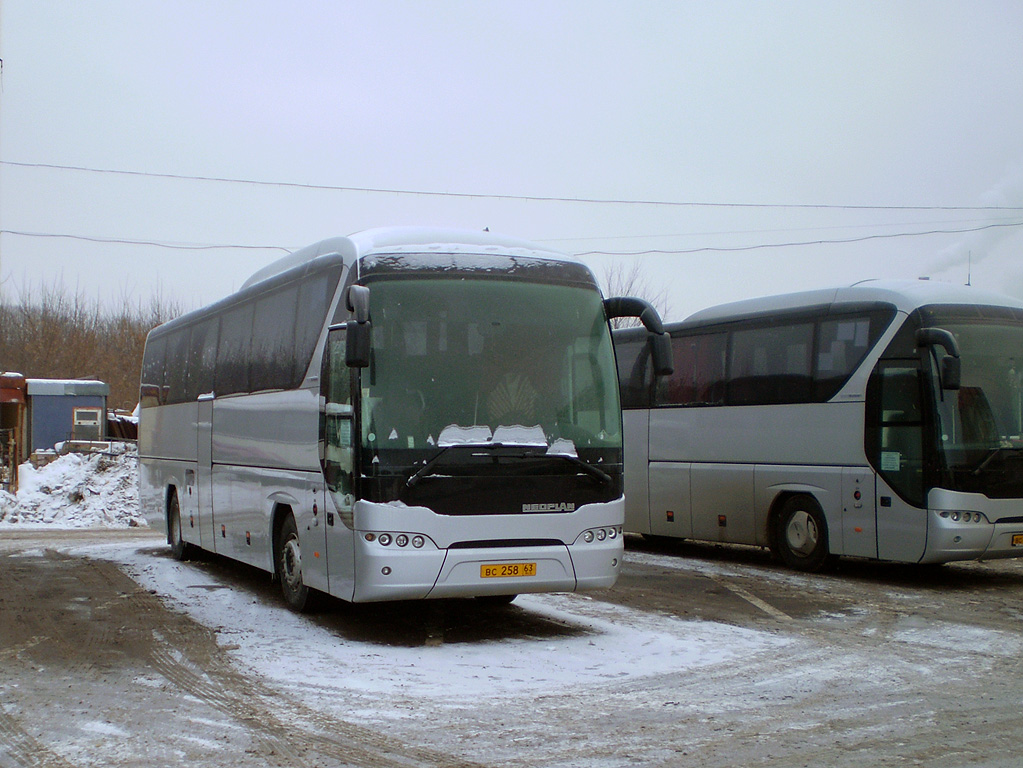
[765,487,827,552]
[270,501,296,577]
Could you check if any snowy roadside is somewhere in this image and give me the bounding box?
[0,443,147,529]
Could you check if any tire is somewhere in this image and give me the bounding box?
[276,514,316,612]
[168,492,192,561]
[773,495,833,572]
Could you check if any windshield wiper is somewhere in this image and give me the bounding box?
[510,448,613,486]
[405,443,506,488]
[405,443,613,487]
[971,446,1023,475]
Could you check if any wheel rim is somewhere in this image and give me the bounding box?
[784,509,819,557]
[282,535,303,590]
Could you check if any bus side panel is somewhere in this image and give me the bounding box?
[209,464,327,585]
[650,403,868,466]
[139,457,178,530]
[324,489,356,601]
[648,462,692,538]
[139,401,199,545]
[876,476,927,563]
[841,467,878,559]
[212,389,320,473]
[691,464,756,544]
[622,409,652,535]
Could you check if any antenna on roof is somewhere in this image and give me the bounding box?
[967,250,972,286]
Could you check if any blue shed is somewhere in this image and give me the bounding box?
[26,379,109,451]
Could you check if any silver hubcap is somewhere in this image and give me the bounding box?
[785,510,819,556]
[282,536,303,589]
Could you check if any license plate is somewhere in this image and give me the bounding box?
[1013,534,1023,547]
[480,562,537,579]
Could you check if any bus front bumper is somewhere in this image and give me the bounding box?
[923,511,1023,563]
[351,536,623,602]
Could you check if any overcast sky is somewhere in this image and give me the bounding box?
[1,1,1022,320]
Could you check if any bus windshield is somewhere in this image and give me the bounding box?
[929,310,1023,498]
[361,277,620,460]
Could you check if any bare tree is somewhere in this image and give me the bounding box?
[600,260,672,328]
[0,280,181,410]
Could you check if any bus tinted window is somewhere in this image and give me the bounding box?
[216,302,254,395]
[815,316,872,400]
[729,323,813,405]
[660,332,727,406]
[164,329,191,404]
[295,270,336,382]
[140,335,166,407]
[614,336,652,409]
[251,284,300,392]
[186,318,218,400]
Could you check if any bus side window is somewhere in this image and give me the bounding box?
[615,336,653,409]
[660,332,727,407]
[323,328,355,523]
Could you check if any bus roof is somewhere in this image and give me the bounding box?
[240,226,575,290]
[684,279,1023,325]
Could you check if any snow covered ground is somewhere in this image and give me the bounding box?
[5,449,1023,766]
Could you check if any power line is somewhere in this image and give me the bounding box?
[3,159,1023,213]
[546,215,1023,244]
[0,229,291,252]
[574,220,1023,256]
[5,220,1022,259]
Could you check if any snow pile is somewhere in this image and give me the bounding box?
[0,444,147,528]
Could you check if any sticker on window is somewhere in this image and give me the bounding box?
[881,451,901,472]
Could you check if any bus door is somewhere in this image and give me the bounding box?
[870,361,928,562]
[322,327,357,601]
[196,393,214,549]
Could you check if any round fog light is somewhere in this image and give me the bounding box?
[608,528,618,539]
[379,533,392,546]
[412,535,425,548]
[396,534,409,547]
[951,512,960,522]
[381,566,392,575]
[597,529,607,541]
[583,531,594,543]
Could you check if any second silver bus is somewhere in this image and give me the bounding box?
[614,279,1023,570]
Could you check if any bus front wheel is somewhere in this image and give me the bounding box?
[773,495,832,572]
[276,514,315,612]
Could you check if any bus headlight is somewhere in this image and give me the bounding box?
[937,510,985,524]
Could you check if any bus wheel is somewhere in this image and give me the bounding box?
[774,495,832,572]
[276,514,314,612]
[168,492,192,561]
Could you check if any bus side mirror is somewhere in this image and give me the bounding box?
[941,356,961,391]
[345,285,371,368]
[916,327,961,391]
[603,296,673,376]
[649,332,674,377]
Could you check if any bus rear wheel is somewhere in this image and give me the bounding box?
[773,495,832,572]
[168,492,192,561]
[276,514,315,612]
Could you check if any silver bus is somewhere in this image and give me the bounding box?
[613,279,1023,571]
[139,227,669,609]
